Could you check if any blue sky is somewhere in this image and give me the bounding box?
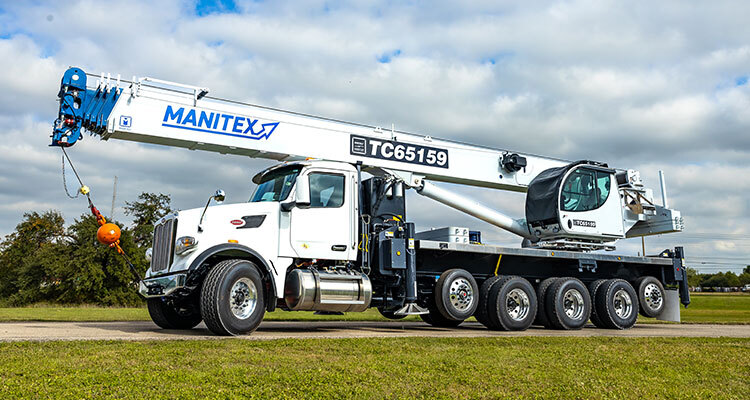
[195,0,239,16]
[0,0,748,273]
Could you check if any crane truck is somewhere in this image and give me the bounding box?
[51,67,688,335]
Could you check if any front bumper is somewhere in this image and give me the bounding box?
[138,273,187,298]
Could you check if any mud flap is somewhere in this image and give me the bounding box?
[657,289,681,323]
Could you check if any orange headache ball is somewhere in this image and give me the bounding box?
[97,223,121,245]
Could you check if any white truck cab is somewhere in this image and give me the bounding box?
[141,160,359,302]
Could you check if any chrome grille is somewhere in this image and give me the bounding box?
[151,217,177,273]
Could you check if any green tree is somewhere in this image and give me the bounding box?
[0,211,68,305]
[700,272,741,288]
[51,214,146,306]
[724,271,741,287]
[686,267,701,287]
[700,273,723,288]
[740,266,750,286]
[124,192,172,248]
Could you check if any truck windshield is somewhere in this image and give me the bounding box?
[250,167,302,202]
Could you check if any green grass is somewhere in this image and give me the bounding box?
[661,293,750,324]
[0,337,747,399]
[1,293,748,324]
[0,305,150,322]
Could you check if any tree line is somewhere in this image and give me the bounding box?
[0,193,172,306]
[687,266,750,290]
[1,192,748,306]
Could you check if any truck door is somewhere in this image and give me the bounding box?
[288,169,355,260]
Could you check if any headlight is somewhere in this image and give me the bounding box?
[145,248,153,262]
[175,236,198,255]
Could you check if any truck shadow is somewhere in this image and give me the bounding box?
[73,320,488,338]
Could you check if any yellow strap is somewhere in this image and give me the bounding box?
[494,254,503,276]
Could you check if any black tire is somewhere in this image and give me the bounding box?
[635,276,666,318]
[147,297,202,330]
[546,277,591,330]
[486,276,537,331]
[434,269,479,321]
[595,279,639,330]
[200,259,266,336]
[378,309,407,320]
[534,277,559,327]
[588,279,608,328]
[474,275,505,327]
[419,305,463,327]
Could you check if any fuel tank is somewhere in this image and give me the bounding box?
[284,269,372,313]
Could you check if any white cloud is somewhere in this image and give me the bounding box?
[0,0,748,272]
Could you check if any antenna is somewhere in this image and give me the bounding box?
[110,176,118,219]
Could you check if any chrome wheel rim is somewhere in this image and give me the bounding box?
[506,288,530,321]
[449,278,474,311]
[563,289,585,320]
[643,283,663,311]
[229,277,257,320]
[613,289,633,319]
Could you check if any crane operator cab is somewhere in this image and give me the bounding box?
[525,161,625,248]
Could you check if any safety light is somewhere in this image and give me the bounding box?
[175,236,198,254]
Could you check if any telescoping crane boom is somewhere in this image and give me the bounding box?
[50,67,689,336]
[52,67,682,250]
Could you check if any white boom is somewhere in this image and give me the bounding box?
[109,79,566,191]
[52,68,683,247]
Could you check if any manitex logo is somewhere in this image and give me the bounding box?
[161,105,279,140]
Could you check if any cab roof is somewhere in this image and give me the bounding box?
[251,160,356,184]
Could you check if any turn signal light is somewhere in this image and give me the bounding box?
[175,236,198,254]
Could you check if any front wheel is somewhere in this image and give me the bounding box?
[147,297,202,330]
[200,259,266,336]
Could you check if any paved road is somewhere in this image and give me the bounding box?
[0,321,748,342]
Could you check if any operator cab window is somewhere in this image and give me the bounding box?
[560,168,611,212]
[250,166,302,202]
[309,173,345,208]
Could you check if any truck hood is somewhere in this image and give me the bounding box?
[148,201,281,277]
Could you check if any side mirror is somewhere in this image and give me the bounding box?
[198,189,226,232]
[213,189,226,204]
[294,175,311,206]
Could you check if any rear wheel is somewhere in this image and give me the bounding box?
[475,275,505,327]
[546,277,591,330]
[635,276,665,318]
[588,279,608,328]
[200,259,266,336]
[419,305,463,327]
[434,269,479,321]
[595,279,639,329]
[534,277,559,328]
[147,297,202,330]
[486,276,537,331]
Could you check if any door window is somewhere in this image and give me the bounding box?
[309,173,345,208]
[561,168,611,212]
